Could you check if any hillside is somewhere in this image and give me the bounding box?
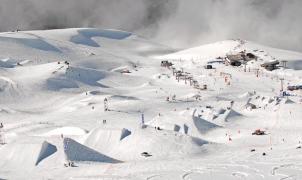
[0,29,302,179]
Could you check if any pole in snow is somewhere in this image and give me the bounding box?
[244,63,247,72]
[141,113,145,125]
[141,113,146,129]
[63,138,69,166]
[0,123,5,145]
[104,98,108,112]
[280,78,285,92]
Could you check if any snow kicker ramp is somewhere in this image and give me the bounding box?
[0,140,57,168]
[84,128,132,154]
[220,109,243,122]
[63,138,121,163]
[84,127,208,161]
[193,115,220,134]
[0,76,19,97]
[147,109,220,137]
[46,66,109,91]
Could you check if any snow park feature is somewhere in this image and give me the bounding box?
[0,28,302,180]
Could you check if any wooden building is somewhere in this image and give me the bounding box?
[261,60,279,71]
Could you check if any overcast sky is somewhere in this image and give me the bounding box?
[0,0,301,51]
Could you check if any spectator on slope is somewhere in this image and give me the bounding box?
[172,95,176,101]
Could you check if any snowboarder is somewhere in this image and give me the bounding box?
[0,123,3,129]
[103,119,107,124]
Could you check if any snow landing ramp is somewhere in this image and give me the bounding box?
[221,109,243,122]
[63,138,121,163]
[0,140,56,168]
[147,109,220,137]
[84,127,208,161]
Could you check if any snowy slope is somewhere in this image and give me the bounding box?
[0,30,302,179]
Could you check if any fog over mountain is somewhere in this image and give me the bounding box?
[0,0,301,51]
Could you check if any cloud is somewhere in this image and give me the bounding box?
[0,0,301,52]
[152,0,302,52]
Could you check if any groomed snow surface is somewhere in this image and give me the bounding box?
[0,29,302,179]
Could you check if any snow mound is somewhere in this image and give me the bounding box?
[0,77,16,90]
[282,98,296,104]
[238,92,255,98]
[0,76,19,97]
[46,77,79,90]
[0,59,14,68]
[0,141,57,168]
[0,34,61,52]
[46,66,109,90]
[193,115,220,134]
[158,40,239,61]
[63,138,121,163]
[84,128,208,161]
[222,109,243,122]
[84,128,132,154]
[65,66,108,87]
[147,109,220,137]
[42,127,88,137]
[110,95,140,101]
[70,29,132,47]
[0,58,31,68]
